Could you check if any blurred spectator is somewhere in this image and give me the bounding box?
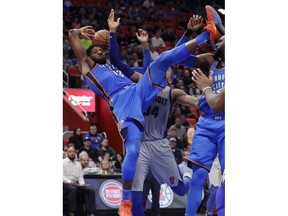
[120,49,129,64]
[103,152,114,168]
[176,78,184,89]
[63,52,74,71]
[168,127,184,150]
[113,152,124,170]
[128,58,138,67]
[63,0,73,11]
[150,45,159,60]
[151,31,166,48]
[69,127,84,150]
[98,138,116,162]
[179,104,193,120]
[161,28,176,43]
[63,144,97,216]
[82,13,98,28]
[142,0,155,9]
[71,17,81,29]
[182,67,193,86]
[169,116,187,142]
[85,123,105,148]
[77,136,99,163]
[169,137,183,164]
[100,159,113,175]
[128,5,140,19]
[79,151,96,171]
[63,149,67,159]
[167,106,187,128]
[63,36,72,53]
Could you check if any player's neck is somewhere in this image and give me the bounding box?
[216,58,225,68]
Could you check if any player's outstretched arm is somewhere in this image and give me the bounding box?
[136,28,152,69]
[108,9,142,82]
[68,26,95,75]
[192,68,225,113]
[172,88,199,108]
[176,15,203,47]
[173,15,214,72]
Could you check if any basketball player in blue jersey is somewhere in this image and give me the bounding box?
[192,69,225,113]
[192,69,225,216]
[69,7,222,215]
[169,5,225,216]
[107,12,213,216]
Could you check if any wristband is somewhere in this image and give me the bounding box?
[202,86,212,94]
[184,29,193,37]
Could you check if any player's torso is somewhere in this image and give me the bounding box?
[141,86,172,141]
[199,59,225,116]
[85,63,133,101]
[210,59,225,93]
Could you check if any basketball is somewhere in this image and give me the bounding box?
[92,29,110,51]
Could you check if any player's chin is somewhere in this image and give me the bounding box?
[98,57,107,64]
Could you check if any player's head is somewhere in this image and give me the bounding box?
[87,44,107,64]
[214,35,225,60]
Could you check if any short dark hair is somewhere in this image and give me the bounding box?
[86,44,98,56]
[68,143,75,149]
[90,123,97,127]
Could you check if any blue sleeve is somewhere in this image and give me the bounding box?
[109,32,135,78]
[178,55,197,67]
[142,49,152,70]
[131,67,145,74]
[131,49,153,75]
[175,34,190,47]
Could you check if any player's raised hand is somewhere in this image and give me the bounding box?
[79,26,95,40]
[136,29,149,44]
[107,9,121,32]
[192,68,213,91]
[187,15,203,32]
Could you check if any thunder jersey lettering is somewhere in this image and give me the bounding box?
[199,59,225,115]
[84,63,133,102]
[141,86,171,141]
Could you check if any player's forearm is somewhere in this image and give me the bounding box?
[203,87,225,113]
[68,29,87,63]
[175,29,193,47]
[174,90,199,108]
[109,32,135,78]
[181,96,199,108]
[142,49,152,70]
[141,41,150,50]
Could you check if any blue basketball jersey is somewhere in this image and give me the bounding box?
[199,59,225,117]
[186,58,225,172]
[84,63,133,103]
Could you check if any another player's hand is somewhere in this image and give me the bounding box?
[79,26,95,40]
[107,9,120,32]
[191,68,213,90]
[136,29,149,44]
[187,15,203,32]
